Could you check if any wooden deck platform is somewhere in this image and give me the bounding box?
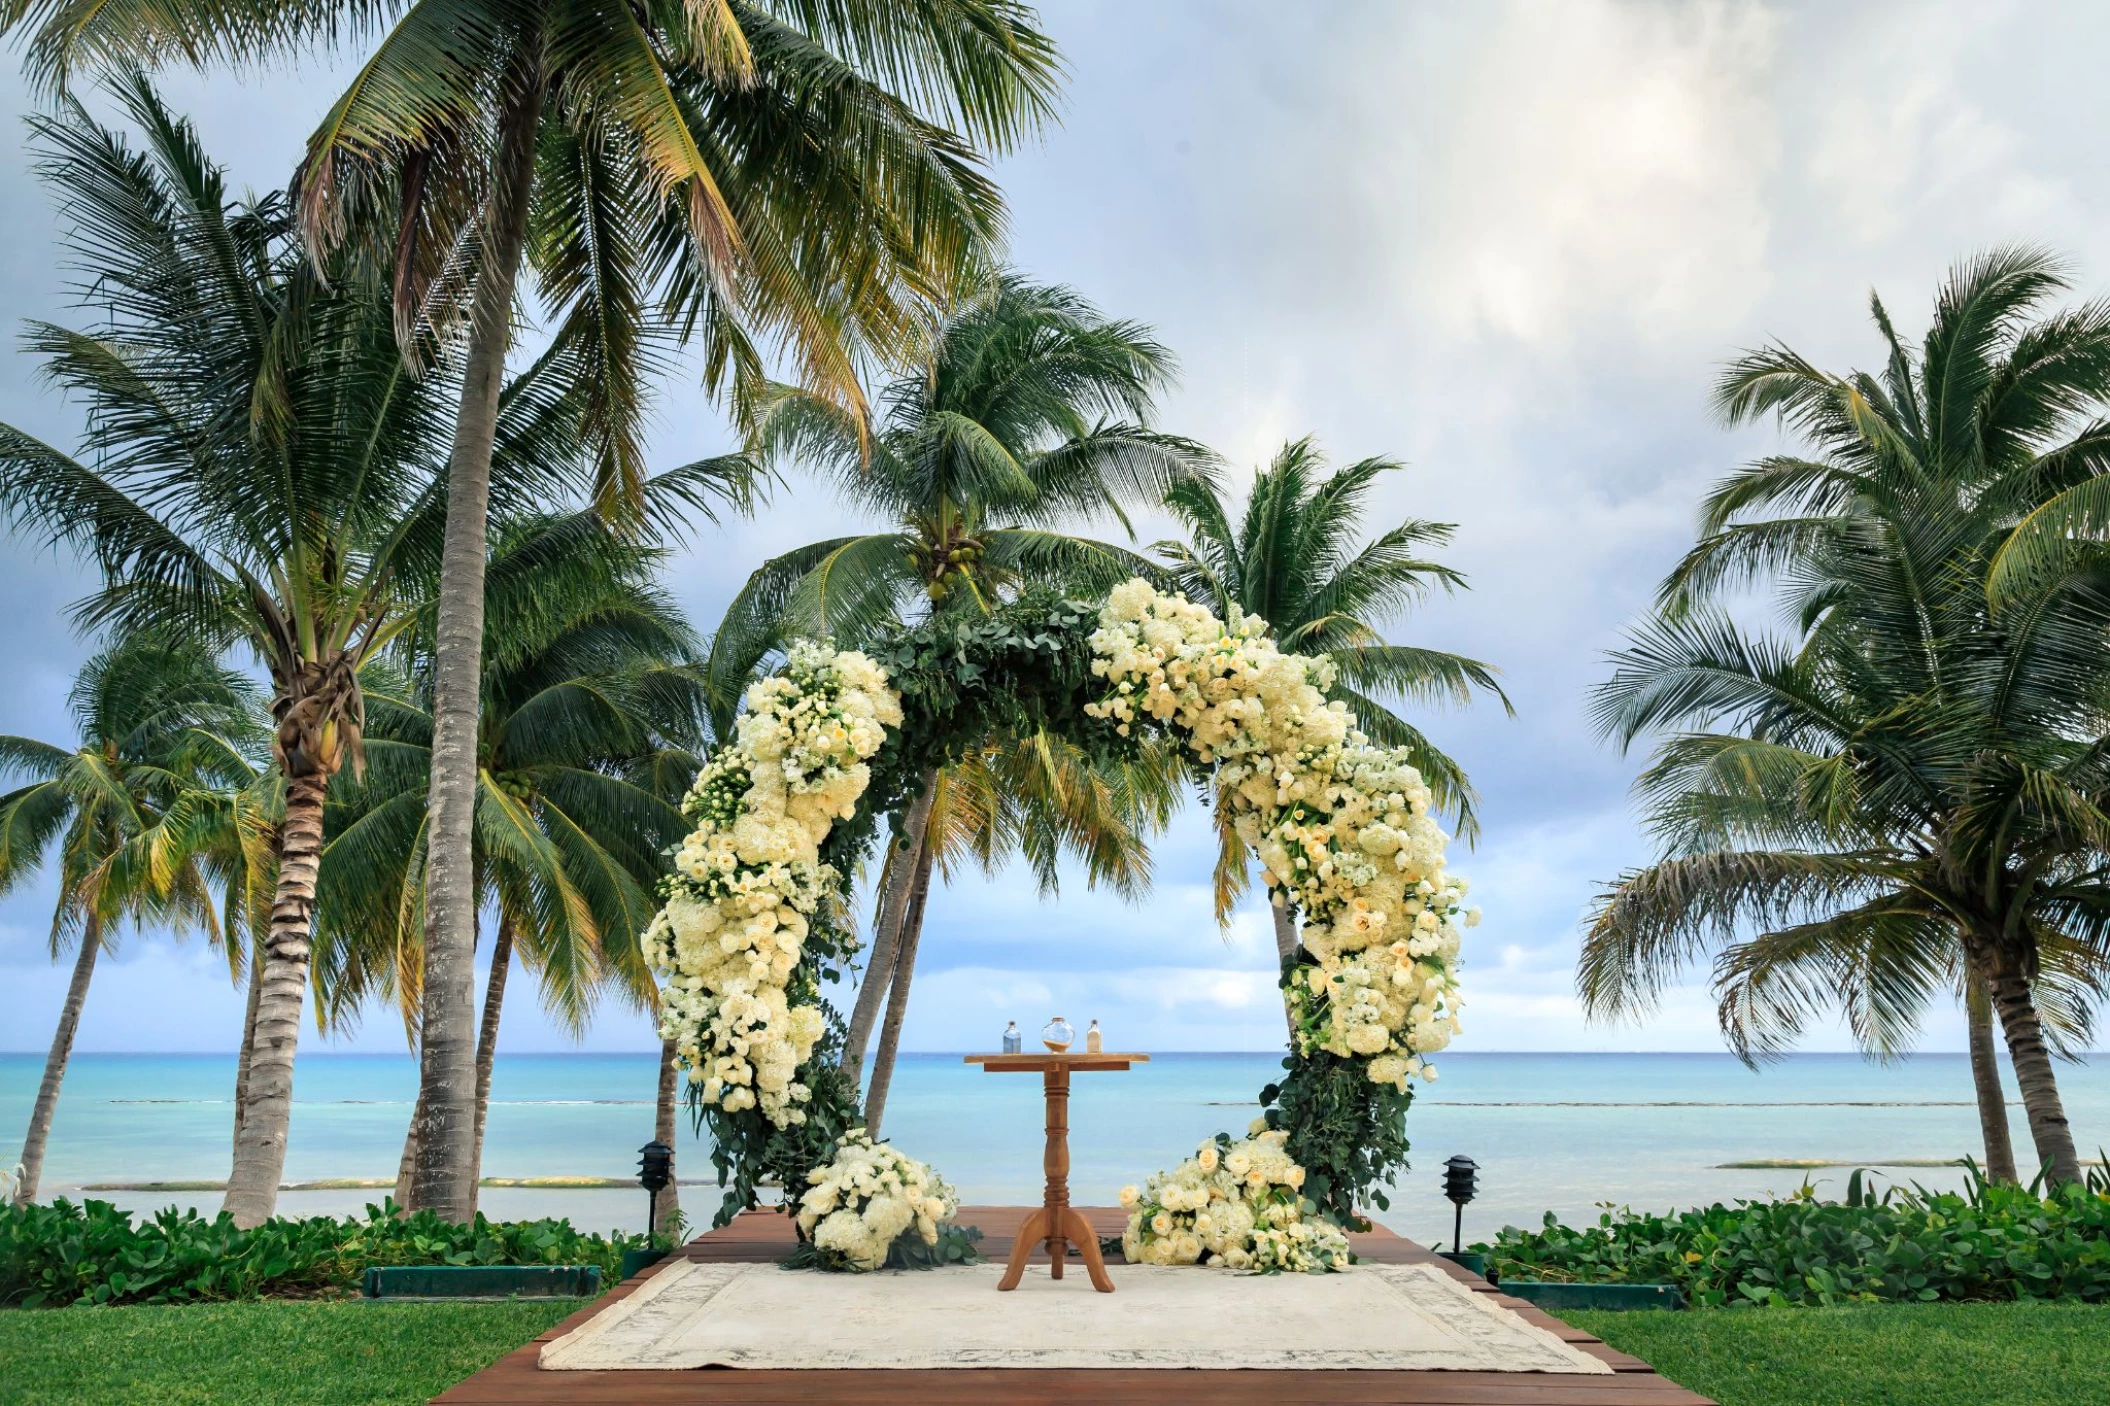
[434,1207,1714,1404]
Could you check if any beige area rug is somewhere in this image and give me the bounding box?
[539,1259,1613,1373]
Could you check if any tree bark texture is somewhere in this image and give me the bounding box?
[224,773,328,1227]
[1271,900,1301,1037]
[230,928,264,1163]
[13,912,101,1205]
[468,916,515,1215]
[1966,976,2018,1183]
[842,773,938,1072]
[654,1037,682,1240]
[394,1079,427,1215]
[410,75,546,1224]
[863,837,934,1139]
[1986,962,2080,1183]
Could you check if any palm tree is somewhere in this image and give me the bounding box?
[2,637,262,1204]
[707,274,1213,1098]
[859,730,1182,1135]
[1155,436,1509,959]
[0,0,1064,1222]
[0,85,635,1225]
[1582,248,2110,1184]
[313,510,714,1209]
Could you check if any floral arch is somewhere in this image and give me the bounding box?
[641,580,1473,1234]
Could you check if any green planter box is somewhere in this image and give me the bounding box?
[619,1248,671,1281]
[361,1265,601,1300]
[1436,1250,1490,1280]
[1498,1280,1684,1312]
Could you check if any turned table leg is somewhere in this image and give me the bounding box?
[995,1064,1114,1293]
[1045,1065,1070,1278]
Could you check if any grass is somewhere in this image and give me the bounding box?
[3,1296,2106,1404]
[1573,1301,2110,1405]
[0,1298,578,1405]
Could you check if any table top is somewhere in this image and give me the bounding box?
[964,1052,1149,1072]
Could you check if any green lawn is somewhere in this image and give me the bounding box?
[2,1297,2106,1404]
[1574,1301,2110,1406]
[0,1299,577,1405]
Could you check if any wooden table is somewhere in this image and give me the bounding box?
[964,1051,1147,1292]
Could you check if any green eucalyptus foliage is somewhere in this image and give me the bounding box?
[691,1011,864,1229]
[1260,954,1414,1230]
[1477,1168,2110,1307]
[0,1199,653,1308]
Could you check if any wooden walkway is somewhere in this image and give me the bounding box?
[434,1206,1714,1404]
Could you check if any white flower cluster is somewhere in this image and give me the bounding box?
[643,642,903,1126]
[1085,580,1476,1088]
[1117,1126,1351,1273]
[795,1130,961,1271]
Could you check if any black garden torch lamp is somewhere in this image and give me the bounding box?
[1442,1154,1479,1253]
[638,1140,674,1241]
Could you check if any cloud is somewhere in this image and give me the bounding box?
[6,1,2108,1056]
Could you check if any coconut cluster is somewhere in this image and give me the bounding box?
[1085,580,1476,1088]
[642,642,902,1126]
[795,1130,961,1271]
[1118,1126,1351,1273]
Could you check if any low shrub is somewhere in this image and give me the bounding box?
[1476,1168,2110,1307]
[0,1198,655,1308]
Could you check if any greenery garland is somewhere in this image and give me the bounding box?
[668,586,1462,1230]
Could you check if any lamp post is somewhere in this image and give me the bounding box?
[638,1140,673,1240]
[1442,1154,1479,1253]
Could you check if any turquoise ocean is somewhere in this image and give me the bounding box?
[6,1051,2105,1247]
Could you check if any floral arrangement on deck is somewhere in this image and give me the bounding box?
[787,1131,980,1271]
[1117,1128,1352,1273]
[642,641,902,1127]
[1085,579,1475,1090]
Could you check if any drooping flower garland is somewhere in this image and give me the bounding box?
[642,642,903,1126]
[1118,1127,1351,1273]
[1085,580,1477,1090]
[644,584,1480,1233]
[790,1130,978,1271]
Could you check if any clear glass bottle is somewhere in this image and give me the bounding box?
[1042,1016,1075,1052]
[1085,1019,1103,1054]
[1002,1021,1022,1054]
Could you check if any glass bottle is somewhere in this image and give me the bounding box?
[1002,1021,1022,1054]
[1042,1016,1075,1052]
[1085,1020,1103,1054]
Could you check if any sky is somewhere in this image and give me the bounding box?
[5,0,2110,1057]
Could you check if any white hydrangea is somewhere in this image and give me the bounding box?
[1086,580,1471,1086]
[643,642,903,1127]
[795,1130,961,1271]
[1118,1132,1350,1274]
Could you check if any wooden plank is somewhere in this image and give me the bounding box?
[432,1205,1716,1406]
[439,1362,1711,1405]
[964,1053,1148,1071]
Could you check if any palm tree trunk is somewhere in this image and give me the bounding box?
[863,837,935,1139]
[1966,976,2017,1183]
[468,916,515,1217]
[1985,961,2080,1184]
[393,1079,426,1215]
[1271,901,1301,1037]
[654,1037,681,1241]
[1271,902,1299,962]
[13,912,102,1205]
[843,772,938,1073]
[225,773,328,1227]
[410,74,546,1224]
[230,927,264,1163]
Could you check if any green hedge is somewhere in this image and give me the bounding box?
[1477,1171,2110,1308]
[0,1198,655,1308]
